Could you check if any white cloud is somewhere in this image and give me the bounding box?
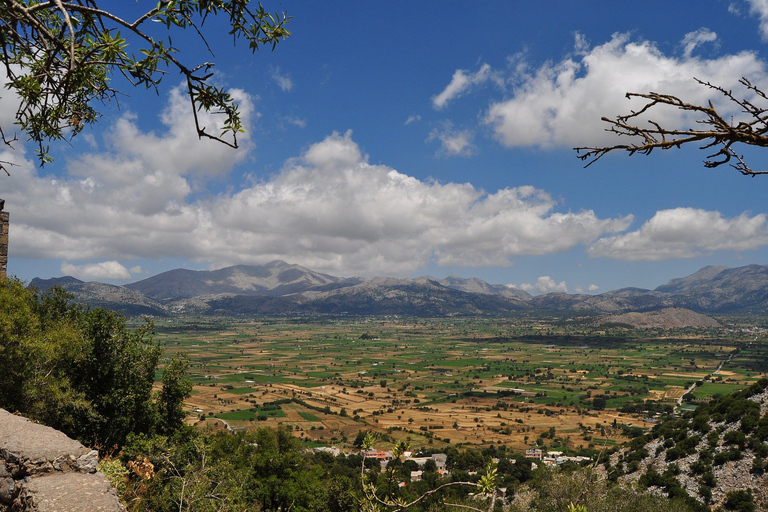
[433,63,495,109]
[61,260,131,280]
[405,115,421,125]
[588,207,768,260]
[271,66,294,91]
[573,283,599,293]
[282,116,307,128]
[483,32,768,148]
[427,122,476,157]
[103,83,256,178]
[6,115,632,276]
[0,67,21,131]
[745,0,768,39]
[518,276,568,294]
[681,28,718,58]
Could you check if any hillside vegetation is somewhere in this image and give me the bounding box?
[608,379,768,511]
[0,279,190,447]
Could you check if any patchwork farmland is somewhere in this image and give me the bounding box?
[146,316,768,452]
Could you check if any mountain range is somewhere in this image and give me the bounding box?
[27,261,768,318]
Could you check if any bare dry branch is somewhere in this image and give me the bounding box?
[575,77,768,176]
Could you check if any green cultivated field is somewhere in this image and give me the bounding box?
[143,316,768,450]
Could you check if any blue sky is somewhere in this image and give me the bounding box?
[4,0,768,294]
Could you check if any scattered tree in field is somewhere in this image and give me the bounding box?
[0,0,291,173]
[576,78,768,176]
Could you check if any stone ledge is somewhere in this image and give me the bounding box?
[14,473,122,512]
[0,410,94,477]
[0,410,123,512]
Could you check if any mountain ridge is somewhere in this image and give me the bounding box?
[27,261,768,318]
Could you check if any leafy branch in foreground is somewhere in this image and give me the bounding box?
[575,77,768,176]
[0,0,291,172]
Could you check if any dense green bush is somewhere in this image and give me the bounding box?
[0,279,190,448]
[724,489,755,512]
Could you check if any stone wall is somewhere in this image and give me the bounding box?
[0,409,124,512]
[0,209,8,279]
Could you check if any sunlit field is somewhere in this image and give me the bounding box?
[143,316,768,452]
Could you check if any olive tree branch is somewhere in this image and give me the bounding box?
[0,0,291,174]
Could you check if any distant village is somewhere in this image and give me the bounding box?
[312,446,591,483]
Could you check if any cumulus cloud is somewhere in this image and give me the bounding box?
[483,32,768,148]
[102,83,256,178]
[210,131,631,273]
[271,66,294,91]
[517,276,568,294]
[588,284,600,292]
[433,63,495,109]
[745,0,768,39]
[427,122,476,157]
[6,107,632,276]
[61,260,131,281]
[588,207,768,260]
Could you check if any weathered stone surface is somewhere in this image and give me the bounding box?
[0,209,8,280]
[0,461,12,506]
[0,410,124,511]
[0,410,91,477]
[74,451,99,474]
[14,473,123,512]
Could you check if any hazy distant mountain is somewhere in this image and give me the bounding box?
[426,275,530,299]
[125,261,357,301]
[653,264,768,313]
[27,261,768,317]
[30,276,85,289]
[654,265,731,293]
[30,277,167,316]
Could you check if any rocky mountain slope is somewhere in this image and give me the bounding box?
[611,379,768,510]
[124,261,357,300]
[599,307,721,329]
[28,276,166,316]
[654,264,768,313]
[27,261,768,318]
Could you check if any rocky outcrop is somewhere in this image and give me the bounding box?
[0,409,123,512]
[613,381,768,510]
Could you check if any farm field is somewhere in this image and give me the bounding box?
[145,316,768,452]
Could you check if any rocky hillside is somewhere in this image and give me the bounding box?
[599,307,720,329]
[124,261,357,300]
[610,379,768,510]
[654,264,768,313]
[28,276,165,316]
